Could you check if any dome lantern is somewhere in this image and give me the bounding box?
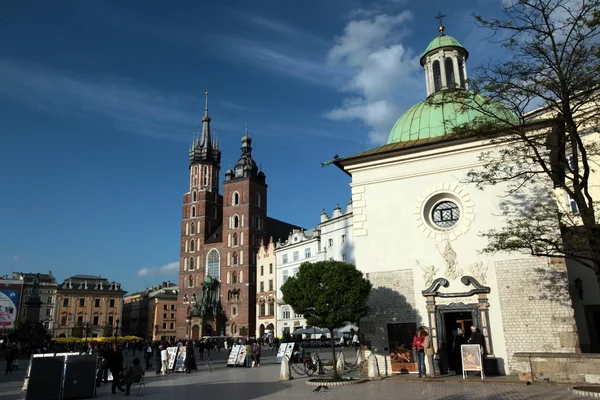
[420,23,469,97]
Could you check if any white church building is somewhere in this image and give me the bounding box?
[333,25,600,378]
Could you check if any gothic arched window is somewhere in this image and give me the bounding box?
[190,240,195,252]
[432,60,442,92]
[233,233,238,246]
[203,166,208,186]
[207,249,220,279]
[190,222,195,235]
[189,257,194,271]
[188,275,194,288]
[233,192,240,205]
[256,193,261,207]
[232,252,238,265]
[191,206,196,218]
[445,57,455,88]
[192,191,197,202]
[232,272,237,284]
[233,215,239,228]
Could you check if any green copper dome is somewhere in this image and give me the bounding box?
[386,91,517,144]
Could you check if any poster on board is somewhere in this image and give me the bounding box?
[167,347,178,371]
[235,345,247,367]
[0,280,22,329]
[275,343,287,363]
[174,347,187,372]
[227,345,241,367]
[460,344,485,379]
[283,342,295,360]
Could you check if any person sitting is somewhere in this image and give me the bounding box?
[123,357,145,396]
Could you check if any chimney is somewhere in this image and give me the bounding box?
[167,280,171,287]
[162,281,167,288]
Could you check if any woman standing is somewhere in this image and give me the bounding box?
[411,329,425,378]
[252,342,261,368]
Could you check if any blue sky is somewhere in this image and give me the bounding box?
[0,0,507,292]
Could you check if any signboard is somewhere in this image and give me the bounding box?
[22,352,81,392]
[460,344,485,379]
[283,342,295,360]
[167,347,178,371]
[275,343,287,363]
[174,347,186,372]
[0,280,23,329]
[235,345,247,367]
[227,345,241,367]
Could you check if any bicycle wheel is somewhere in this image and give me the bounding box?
[303,361,315,377]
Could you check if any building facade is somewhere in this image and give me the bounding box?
[274,202,355,338]
[256,237,277,339]
[275,228,321,337]
[147,283,178,341]
[54,275,126,338]
[122,290,150,339]
[332,25,594,376]
[175,93,299,339]
[12,272,57,333]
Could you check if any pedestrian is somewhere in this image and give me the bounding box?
[422,330,435,378]
[412,329,425,378]
[352,333,360,350]
[4,346,14,375]
[160,345,168,375]
[452,329,466,374]
[252,342,261,367]
[185,340,196,373]
[198,341,204,360]
[155,345,162,375]
[144,342,153,370]
[107,343,125,394]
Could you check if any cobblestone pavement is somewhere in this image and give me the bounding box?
[0,348,590,400]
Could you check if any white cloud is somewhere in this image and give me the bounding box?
[137,261,179,277]
[325,11,424,145]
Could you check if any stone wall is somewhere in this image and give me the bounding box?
[495,258,580,375]
[514,352,600,383]
[361,269,416,376]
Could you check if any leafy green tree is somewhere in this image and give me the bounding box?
[281,260,372,380]
[102,323,113,338]
[437,0,600,284]
[72,322,83,338]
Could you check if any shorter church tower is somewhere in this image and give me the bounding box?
[221,126,268,337]
[420,23,469,96]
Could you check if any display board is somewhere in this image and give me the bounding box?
[235,345,247,367]
[283,342,295,360]
[174,347,187,372]
[460,344,485,379]
[22,352,80,392]
[62,355,98,400]
[275,343,287,363]
[227,345,241,367]
[167,347,178,371]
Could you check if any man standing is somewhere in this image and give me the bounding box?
[352,333,360,351]
[144,342,153,370]
[468,326,485,353]
[160,345,168,375]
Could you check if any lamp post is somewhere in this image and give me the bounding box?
[84,321,90,348]
[114,318,120,344]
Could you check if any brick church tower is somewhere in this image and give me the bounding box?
[175,93,294,340]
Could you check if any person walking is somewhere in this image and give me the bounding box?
[144,342,153,370]
[160,345,168,375]
[4,346,14,375]
[352,333,360,350]
[412,329,425,378]
[107,343,125,394]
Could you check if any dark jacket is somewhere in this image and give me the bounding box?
[107,348,124,371]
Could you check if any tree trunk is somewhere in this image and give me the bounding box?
[330,328,339,380]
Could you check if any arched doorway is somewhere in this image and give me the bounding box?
[259,324,265,338]
[204,324,213,337]
[59,333,66,338]
[192,325,200,340]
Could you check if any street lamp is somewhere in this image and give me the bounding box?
[185,315,191,339]
[114,318,120,344]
